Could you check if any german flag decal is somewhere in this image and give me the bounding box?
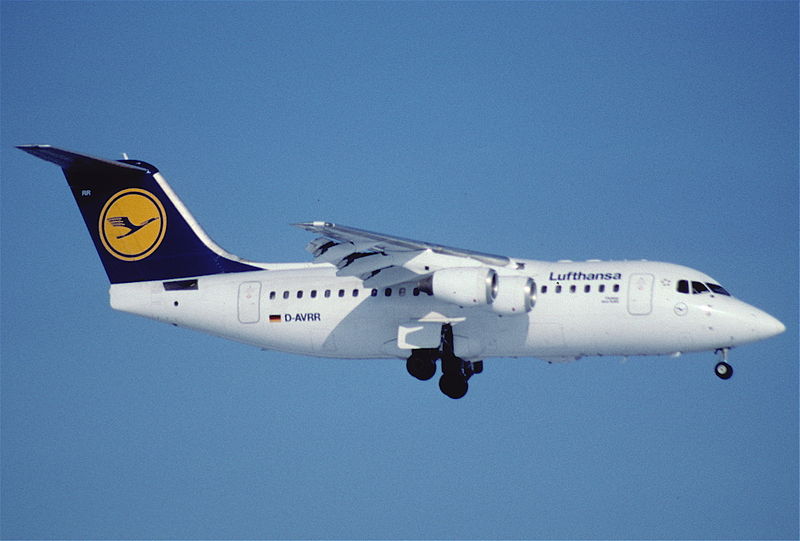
[269,314,282,323]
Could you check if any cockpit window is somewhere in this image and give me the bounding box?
[691,281,709,294]
[677,278,731,296]
[706,283,730,296]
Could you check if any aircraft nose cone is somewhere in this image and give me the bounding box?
[751,309,785,340]
[764,312,785,337]
[715,301,786,346]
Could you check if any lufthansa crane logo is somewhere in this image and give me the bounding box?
[99,188,167,261]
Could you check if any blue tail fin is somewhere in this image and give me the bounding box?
[19,145,261,284]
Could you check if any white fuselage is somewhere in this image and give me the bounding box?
[109,259,784,363]
[18,144,785,397]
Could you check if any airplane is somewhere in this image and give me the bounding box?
[18,145,786,399]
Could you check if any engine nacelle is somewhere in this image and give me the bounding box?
[420,267,498,307]
[492,275,536,315]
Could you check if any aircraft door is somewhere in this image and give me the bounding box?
[627,273,654,315]
[238,281,261,323]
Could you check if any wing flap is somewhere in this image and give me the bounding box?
[293,221,511,289]
[362,265,424,288]
[294,222,509,267]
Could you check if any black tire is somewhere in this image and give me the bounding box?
[715,361,733,380]
[406,351,437,381]
[438,374,468,399]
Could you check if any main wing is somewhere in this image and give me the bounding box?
[293,221,511,287]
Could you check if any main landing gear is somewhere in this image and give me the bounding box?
[405,323,482,399]
[714,348,733,380]
[406,348,437,381]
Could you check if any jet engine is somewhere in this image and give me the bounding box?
[492,275,536,315]
[419,267,498,306]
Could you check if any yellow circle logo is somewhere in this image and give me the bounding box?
[99,188,167,261]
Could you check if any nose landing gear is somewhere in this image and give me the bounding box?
[406,323,482,399]
[714,348,733,380]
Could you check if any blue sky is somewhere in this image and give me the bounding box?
[1,2,797,539]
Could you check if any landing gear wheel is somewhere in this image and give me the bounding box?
[439,374,468,399]
[715,361,733,380]
[406,351,437,381]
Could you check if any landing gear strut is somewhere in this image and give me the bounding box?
[405,323,482,399]
[438,323,482,399]
[714,348,733,380]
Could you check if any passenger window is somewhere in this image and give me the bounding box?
[371,289,378,297]
[584,285,591,293]
[613,284,620,293]
[541,285,548,294]
[338,289,345,298]
[598,284,605,293]
[297,291,303,299]
[677,280,689,294]
[692,281,709,294]
[283,291,290,299]
[412,288,420,296]
[555,285,562,293]
[569,285,576,293]
[399,288,406,297]
[385,288,392,297]
[324,289,331,298]
[269,291,276,300]
[352,289,359,297]
[310,290,317,298]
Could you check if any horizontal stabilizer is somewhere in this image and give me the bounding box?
[17,145,147,172]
